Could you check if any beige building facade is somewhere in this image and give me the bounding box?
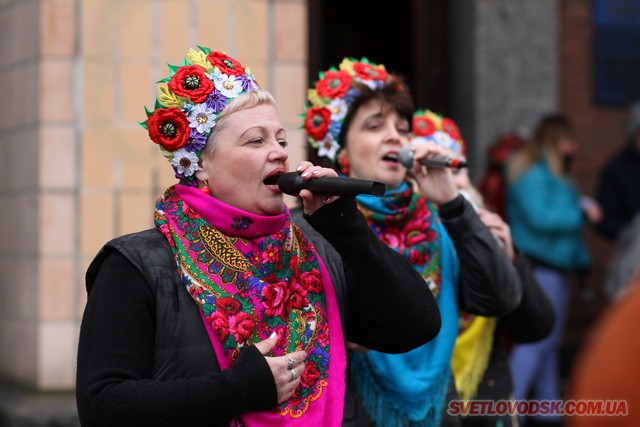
[0,0,308,391]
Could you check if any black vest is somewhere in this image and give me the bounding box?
[85,224,347,382]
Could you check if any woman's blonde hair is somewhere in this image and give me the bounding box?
[507,114,572,183]
[202,90,278,158]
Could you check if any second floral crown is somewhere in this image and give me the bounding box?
[411,109,466,160]
[302,57,395,162]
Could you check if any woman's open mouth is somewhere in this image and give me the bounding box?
[263,171,284,187]
[382,153,399,164]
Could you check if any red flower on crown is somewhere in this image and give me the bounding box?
[207,51,246,76]
[147,107,190,151]
[315,70,353,99]
[354,62,388,81]
[442,117,462,142]
[304,107,332,141]
[413,116,436,137]
[168,65,214,103]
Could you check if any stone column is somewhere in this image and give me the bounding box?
[450,0,559,181]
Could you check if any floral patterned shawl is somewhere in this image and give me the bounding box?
[154,184,346,426]
[349,182,460,427]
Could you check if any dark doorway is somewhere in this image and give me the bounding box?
[308,0,450,114]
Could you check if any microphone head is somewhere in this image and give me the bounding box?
[398,145,414,169]
[277,172,301,196]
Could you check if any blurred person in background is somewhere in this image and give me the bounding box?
[478,132,527,220]
[595,101,640,242]
[595,101,640,301]
[506,113,601,426]
[567,275,640,427]
[413,110,555,427]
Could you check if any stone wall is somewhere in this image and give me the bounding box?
[0,0,308,391]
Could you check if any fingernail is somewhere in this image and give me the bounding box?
[296,165,303,171]
[269,332,277,339]
[302,171,310,177]
[312,170,320,175]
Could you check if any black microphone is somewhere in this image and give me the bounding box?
[277,172,386,197]
[398,145,467,169]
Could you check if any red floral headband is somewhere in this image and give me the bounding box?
[140,46,260,185]
[411,109,466,160]
[302,57,394,162]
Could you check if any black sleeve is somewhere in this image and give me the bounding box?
[595,161,626,241]
[303,197,441,354]
[503,251,556,342]
[76,250,277,426]
[439,195,523,316]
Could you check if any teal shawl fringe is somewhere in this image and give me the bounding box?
[353,183,461,426]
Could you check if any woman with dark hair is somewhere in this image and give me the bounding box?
[300,58,522,426]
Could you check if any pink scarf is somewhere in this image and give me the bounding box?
[154,184,346,426]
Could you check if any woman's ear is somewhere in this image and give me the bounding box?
[194,161,208,183]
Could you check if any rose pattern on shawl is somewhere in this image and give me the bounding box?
[359,184,443,297]
[215,296,242,316]
[287,282,310,312]
[209,311,230,342]
[154,186,332,418]
[229,312,257,343]
[299,269,323,293]
[301,361,322,388]
[262,281,291,318]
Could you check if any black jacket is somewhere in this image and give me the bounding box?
[596,144,640,241]
[76,196,440,426]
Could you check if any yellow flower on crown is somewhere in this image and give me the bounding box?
[339,58,355,74]
[307,89,322,108]
[157,84,184,108]
[186,48,213,73]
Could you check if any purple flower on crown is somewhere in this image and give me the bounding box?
[240,72,259,92]
[328,121,342,139]
[186,129,207,152]
[342,88,360,105]
[206,90,228,113]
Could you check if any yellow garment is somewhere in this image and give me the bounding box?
[451,315,498,401]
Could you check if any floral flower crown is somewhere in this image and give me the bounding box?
[411,109,466,160]
[302,57,395,162]
[140,46,260,185]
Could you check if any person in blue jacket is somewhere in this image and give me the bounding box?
[506,114,601,426]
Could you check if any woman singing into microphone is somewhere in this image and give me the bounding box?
[296,57,523,426]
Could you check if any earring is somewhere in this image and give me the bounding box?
[200,179,211,196]
[337,155,350,176]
